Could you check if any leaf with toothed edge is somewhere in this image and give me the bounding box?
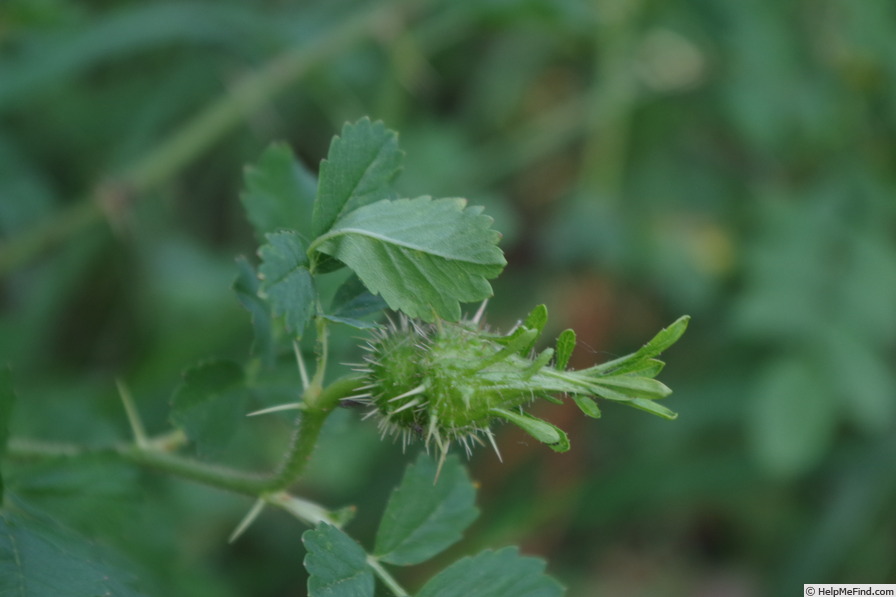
[312,196,506,322]
[312,117,404,239]
[240,142,316,242]
[233,256,274,365]
[416,546,565,597]
[257,231,316,337]
[170,359,247,457]
[302,523,374,597]
[374,452,478,566]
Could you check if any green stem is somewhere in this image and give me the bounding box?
[307,314,330,402]
[0,1,410,276]
[264,374,362,491]
[6,374,365,496]
[266,492,340,527]
[367,556,409,597]
[8,437,270,496]
[120,445,272,495]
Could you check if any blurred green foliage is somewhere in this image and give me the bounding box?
[1,0,895,595]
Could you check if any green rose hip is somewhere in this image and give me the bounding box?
[351,307,689,469]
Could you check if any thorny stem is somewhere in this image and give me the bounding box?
[260,313,336,488]
[307,313,330,404]
[8,437,272,496]
[265,375,361,490]
[5,374,365,497]
[7,373,407,591]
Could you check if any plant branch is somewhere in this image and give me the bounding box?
[0,1,410,276]
[120,444,274,495]
[264,374,362,491]
[5,374,365,496]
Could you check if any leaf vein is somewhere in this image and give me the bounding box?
[324,227,498,265]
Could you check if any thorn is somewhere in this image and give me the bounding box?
[116,379,148,449]
[459,435,472,458]
[229,498,266,543]
[391,397,421,414]
[246,403,303,417]
[426,413,440,444]
[484,428,502,462]
[293,341,310,391]
[472,300,488,325]
[434,444,448,485]
[388,384,427,402]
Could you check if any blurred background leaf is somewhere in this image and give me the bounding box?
[1,0,895,595]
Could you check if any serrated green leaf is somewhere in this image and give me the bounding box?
[170,360,245,457]
[303,523,374,597]
[571,394,601,418]
[240,142,316,242]
[324,274,387,329]
[0,507,146,597]
[312,118,404,238]
[491,408,570,452]
[313,197,506,321]
[233,256,274,365]
[554,329,576,369]
[258,231,316,337]
[416,547,565,597]
[0,367,15,501]
[374,452,478,565]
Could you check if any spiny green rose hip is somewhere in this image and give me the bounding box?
[356,317,532,458]
[350,306,689,467]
